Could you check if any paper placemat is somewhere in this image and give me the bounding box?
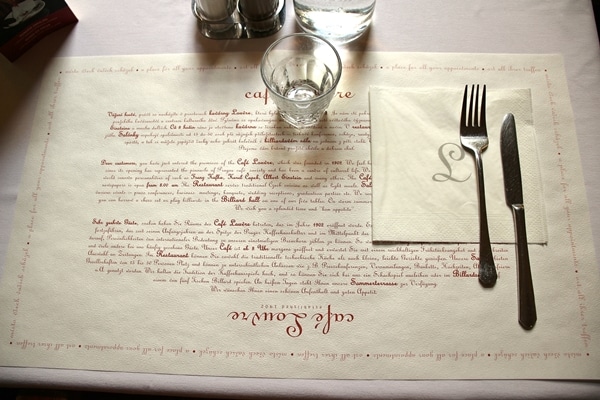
[0,52,598,381]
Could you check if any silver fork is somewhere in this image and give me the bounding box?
[460,84,497,287]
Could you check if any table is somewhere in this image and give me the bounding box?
[1,1,599,398]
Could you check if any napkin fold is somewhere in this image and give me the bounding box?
[370,86,547,244]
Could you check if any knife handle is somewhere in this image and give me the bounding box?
[511,204,537,330]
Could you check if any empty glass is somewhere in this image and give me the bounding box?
[260,33,342,128]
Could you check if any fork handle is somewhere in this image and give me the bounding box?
[474,151,497,287]
[511,204,537,330]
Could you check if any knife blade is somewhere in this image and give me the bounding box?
[500,113,537,330]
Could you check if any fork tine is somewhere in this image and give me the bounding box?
[473,85,479,127]
[481,84,486,129]
[461,85,468,128]
[467,84,475,128]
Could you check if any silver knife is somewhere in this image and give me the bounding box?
[500,113,537,330]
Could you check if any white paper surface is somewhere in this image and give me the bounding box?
[0,52,598,380]
[370,86,547,243]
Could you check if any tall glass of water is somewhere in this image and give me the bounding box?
[293,0,375,44]
[260,34,342,128]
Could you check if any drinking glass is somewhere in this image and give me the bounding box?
[293,0,376,44]
[260,33,342,128]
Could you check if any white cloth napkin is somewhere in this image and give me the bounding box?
[370,86,547,244]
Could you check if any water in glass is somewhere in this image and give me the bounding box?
[270,56,335,100]
[293,0,375,44]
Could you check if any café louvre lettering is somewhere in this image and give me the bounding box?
[228,304,354,337]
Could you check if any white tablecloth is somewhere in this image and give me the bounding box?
[1,1,599,398]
